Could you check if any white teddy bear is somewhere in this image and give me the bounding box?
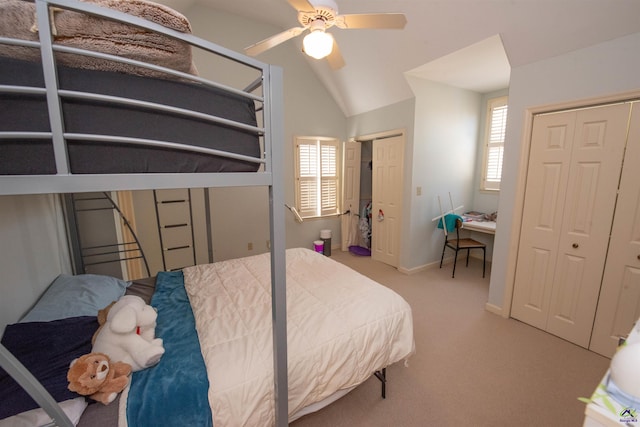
[92,295,165,372]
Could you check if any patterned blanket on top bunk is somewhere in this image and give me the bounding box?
[0,249,415,426]
[0,0,198,77]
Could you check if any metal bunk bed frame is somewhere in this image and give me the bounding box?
[0,0,288,425]
[66,192,152,277]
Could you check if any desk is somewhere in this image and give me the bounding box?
[461,220,496,235]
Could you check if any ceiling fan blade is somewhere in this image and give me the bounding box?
[326,39,345,70]
[335,13,407,30]
[287,0,315,13]
[245,27,306,56]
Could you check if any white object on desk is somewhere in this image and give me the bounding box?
[584,320,640,426]
[462,220,496,235]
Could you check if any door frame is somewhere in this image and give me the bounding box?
[351,128,406,268]
[503,90,640,319]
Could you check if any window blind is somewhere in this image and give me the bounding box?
[483,97,508,191]
[295,137,340,218]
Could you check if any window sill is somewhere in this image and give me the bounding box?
[300,214,341,221]
[479,188,500,194]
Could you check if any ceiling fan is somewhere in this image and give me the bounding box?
[244,0,407,70]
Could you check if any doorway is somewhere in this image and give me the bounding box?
[342,130,405,268]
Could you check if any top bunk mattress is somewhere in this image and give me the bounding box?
[0,55,261,175]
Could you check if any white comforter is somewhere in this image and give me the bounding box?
[182,248,415,427]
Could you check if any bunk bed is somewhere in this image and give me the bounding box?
[0,0,415,426]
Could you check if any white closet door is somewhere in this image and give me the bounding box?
[511,111,577,330]
[590,105,640,357]
[371,135,403,268]
[545,103,629,347]
[341,140,361,251]
[512,103,630,347]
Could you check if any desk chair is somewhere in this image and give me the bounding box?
[439,217,486,278]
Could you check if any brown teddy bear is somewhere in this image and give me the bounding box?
[67,352,131,405]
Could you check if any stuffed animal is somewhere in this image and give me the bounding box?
[92,300,116,345]
[92,295,165,371]
[67,352,131,405]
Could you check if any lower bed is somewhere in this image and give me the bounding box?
[183,248,415,426]
[3,248,415,426]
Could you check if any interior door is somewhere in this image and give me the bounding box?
[545,103,629,346]
[512,103,630,347]
[511,111,576,330]
[341,140,361,251]
[590,104,640,357]
[371,135,404,267]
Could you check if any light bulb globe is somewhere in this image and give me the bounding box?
[303,30,333,59]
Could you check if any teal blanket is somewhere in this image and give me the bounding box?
[127,271,212,427]
[437,214,461,232]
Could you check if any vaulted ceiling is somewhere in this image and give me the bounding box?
[160,0,640,117]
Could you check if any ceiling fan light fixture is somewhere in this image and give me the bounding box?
[303,28,333,59]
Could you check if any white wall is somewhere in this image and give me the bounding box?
[347,79,483,271]
[404,78,482,270]
[489,31,640,313]
[0,195,71,330]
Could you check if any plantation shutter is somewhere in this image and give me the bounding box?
[295,137,340,218]
[483,97,508,191]
[320,142,338,216]
[297,141,318,217]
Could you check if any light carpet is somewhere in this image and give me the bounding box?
[291,251,610,427]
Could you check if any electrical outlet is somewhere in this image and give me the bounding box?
[248,242,253,250]
[416,186,422,196]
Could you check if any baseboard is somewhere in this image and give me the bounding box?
[485,302,504,317]
[398,259,442,275]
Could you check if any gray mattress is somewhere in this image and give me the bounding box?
[0,56,261,175]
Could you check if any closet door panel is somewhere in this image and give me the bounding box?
[590,105,640,357]
[340,140,361,251]
[546,104,630,347]
[511,112,576,328]
[371,136,403,268]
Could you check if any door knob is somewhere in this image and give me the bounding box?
[572,243,579,249]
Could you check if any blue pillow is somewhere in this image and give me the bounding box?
[20,274,130,322]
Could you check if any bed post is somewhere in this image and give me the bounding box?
[265,64,288,426]
[36,0,71,175]
[0,344,74,427]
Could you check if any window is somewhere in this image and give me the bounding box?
[481,96,508,191]
[294,136,340,219]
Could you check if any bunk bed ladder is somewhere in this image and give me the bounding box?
[65,192,150,278]
[153,189,197,271]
